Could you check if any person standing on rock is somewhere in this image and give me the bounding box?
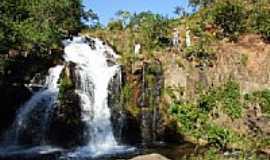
[185,27,191,47]
[172,28,180,49]
[134,43,141,55]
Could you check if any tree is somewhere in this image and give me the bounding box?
[128,11,171,49]
[189,0,215,8]
[115,10,132,27]
[0,0,94,54]
[213,0,246,40]
[174,6,188,17]
[251,0,270,40]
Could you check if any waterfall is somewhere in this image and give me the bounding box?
[5,65,64,145]
[63,36,126,157]
[1,36,133,158]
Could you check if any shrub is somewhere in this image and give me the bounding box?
[184,40,216,68]
[129,12,171,50]
[250,1,270,40]
[212,0,246,40]
[221,81,242,118]
[170,101,243,149]
[245,89,270,116]
[170,102,208,136]
[107,20,124,31]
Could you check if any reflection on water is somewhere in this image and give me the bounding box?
[0,143,198,160]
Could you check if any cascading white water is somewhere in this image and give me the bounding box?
[63,37,123,157]
[0,36,134,158]
[6,65,64,145]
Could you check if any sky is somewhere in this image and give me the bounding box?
[83,0,190,25]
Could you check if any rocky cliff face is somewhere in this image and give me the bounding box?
[0,52,63,138]
[161,34,270,147]
[163,35,270,101]
[108,58,181,146]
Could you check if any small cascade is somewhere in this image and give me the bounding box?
[5,65,64,145]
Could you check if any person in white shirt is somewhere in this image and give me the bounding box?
[134,43,141,55]
[172,28,180,49]
[186,27,191,47]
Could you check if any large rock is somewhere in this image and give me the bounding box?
[48,63,87,148]
[130,154,170,160]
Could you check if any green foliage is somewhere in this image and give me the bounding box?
[184,40,215,67]
[250,1,270,40]
[245,89,270,116]
[0,0,93,52]
[170,102,208,136]
[220,81,242,118]
[199,81,243,118]
[59,73,74,101]
[120,83,140,117]
[206,123,241,148]
[129,12,171,50]
[240,54,248,66]
[189,0,215,8]
[183,148,265,160]
[174,6,188,17]
[212,0,246,41]
[115,10,132,27]
[170,101,242,149]
[107,20,124,31]
[170,81,245,150]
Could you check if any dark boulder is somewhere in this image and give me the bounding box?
[48,63,87,148]
[0,85,32,138]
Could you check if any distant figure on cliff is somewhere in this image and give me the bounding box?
[185,27,191,47]
[134,43,141,55]
[172,28,180,49]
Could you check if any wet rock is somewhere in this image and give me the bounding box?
[0,85,32,138]
[130,154,170,160]
[85,37,96,50]
[110,59,174,146]
[48,90,86,148]
[48,63,87,148]
[139,60,165,145]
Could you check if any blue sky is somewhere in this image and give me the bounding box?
[83,0,190,25]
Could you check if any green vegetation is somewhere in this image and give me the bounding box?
[170,81,247,150]
[84,11,175,59]
[1,0,270,158]
[59,70,74,101]
[0,0,96,53]
[184,40,215,67]
[169,80,270,158]
[250,0,270,40]
[188,0,215,8]
[212,0,246,41]
[245,89,270,116]
[198,81,243,118]
[183,148,266,160]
